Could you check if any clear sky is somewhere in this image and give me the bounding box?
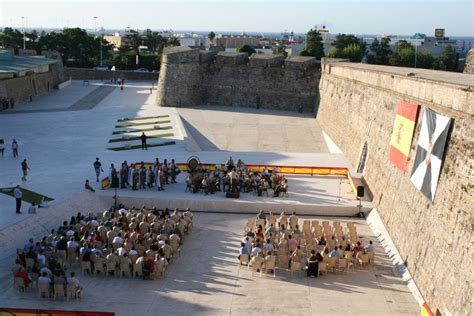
[1,0,473,36]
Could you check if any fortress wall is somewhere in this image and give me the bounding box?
[156,47,320,112]
[317,62,473,315]
[464,48,474,74]
[0,62,65,103]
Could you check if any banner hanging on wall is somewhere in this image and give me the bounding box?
[410,108,452,201]
[389,100,419,172]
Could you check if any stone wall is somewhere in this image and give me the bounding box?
[317,62,473,315]
[0,62,65,103]
[464,49,474,74]
[64,68,159,81]
[156,46,320,113]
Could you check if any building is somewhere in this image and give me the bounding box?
[0,50,65,105]
[215,34,262,49]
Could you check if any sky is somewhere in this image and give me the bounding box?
[0,0,473,36]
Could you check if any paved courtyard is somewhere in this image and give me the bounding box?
[0,80,420,315]
[0,213,419,315]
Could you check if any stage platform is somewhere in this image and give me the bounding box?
[97,173,373,217]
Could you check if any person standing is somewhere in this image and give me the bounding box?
[0,139,4,157]
[10,97,15,109]
[12,139,18,158]
[14,185,22,214]
[93,158,103,182]
[141,132,147,150]
[21,159,30,181]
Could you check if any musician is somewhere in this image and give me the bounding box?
[226,156,235,172]
[229,169,238,192]
[201,175,209,195]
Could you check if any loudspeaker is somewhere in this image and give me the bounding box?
[226,191,240,199]
[357,186,364,198]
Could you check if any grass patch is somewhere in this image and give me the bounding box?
[108,141,176,151]
[112,126,173,135]
[117,115,169,122]
[109,133,174,143]
[0,187,54,204]
[115,120,171,128]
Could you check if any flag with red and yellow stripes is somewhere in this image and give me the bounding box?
[389,100,419,172]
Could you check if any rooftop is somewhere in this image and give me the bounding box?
[0,50,58,78]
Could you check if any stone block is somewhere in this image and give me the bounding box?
[162,46,200,64]
[285,56,319,70]
[216,52,249,66]
[249,54,284,68]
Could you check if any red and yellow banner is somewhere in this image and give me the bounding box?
[389,101,419,172]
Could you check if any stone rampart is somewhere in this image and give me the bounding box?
[64,68,159,81]
[156,46,320,112]
[464,48,474,74]
[0,62,65,103]
[317,62,473,316]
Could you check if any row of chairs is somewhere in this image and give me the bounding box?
[13,278,81,301]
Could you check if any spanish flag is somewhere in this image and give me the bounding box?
[389,101,419,172]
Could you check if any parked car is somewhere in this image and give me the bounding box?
[134,68,150,72]
[94,65,109,71]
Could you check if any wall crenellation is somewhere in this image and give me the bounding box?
[156,46,321,112]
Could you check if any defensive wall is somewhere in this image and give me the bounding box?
[156,46,320,113]
[64,67,159,81]
[0,62,65,104]
[317,61,473,315]
[464,48,474,74]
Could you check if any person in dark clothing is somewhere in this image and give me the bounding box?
[306,250,323,277]
[141,132,147,150]
[21,159,30,181]
[93,158,103,182]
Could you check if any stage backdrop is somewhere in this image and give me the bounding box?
[389,100,419,172]
[410,108,452,201]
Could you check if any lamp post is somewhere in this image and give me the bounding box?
[21,16,25,50]
[93,16,103,66]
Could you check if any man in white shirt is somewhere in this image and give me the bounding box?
[14,185,22,213]
[251,246,262,257]
[38,272,52,286]
[263,239,274,253]
[67,239,79,250]
[67,271,82,297]
[112,234,124,245]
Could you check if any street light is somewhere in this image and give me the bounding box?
[21,16,25,50]
[93,16,103,66]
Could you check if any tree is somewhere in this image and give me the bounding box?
[237,44,256,56]
[0,27,24,54]
[331,34,366,61]
[325,44,364,62]
[273,45,288,58]
[165,36,180,47]
[437,45,459,71]
[208,31,216,42]
[390,40,415,67]
[416,51,435,69]
[124,30,142,53]
[367,37,392,65]
[37,28,113,67]
[143,29,166,53]
[342,43,365,62]
[299,28,324,59]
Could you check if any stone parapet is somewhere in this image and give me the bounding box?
[317,62,473,316]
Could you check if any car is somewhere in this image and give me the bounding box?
[134,68,150,72]
[94,65,109,71]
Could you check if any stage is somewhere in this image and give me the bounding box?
[97,173,373,217]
